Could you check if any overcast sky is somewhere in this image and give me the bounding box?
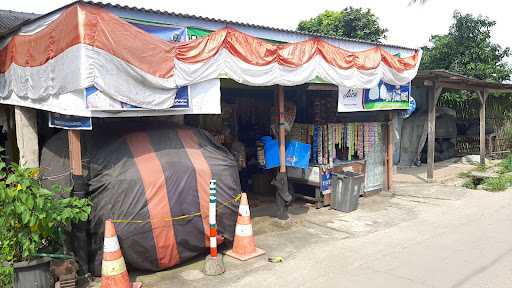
[3,0,511,51]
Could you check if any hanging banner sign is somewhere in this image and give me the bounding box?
[185,79,221,114]
[337,86,364,112]
[172,87,190,109]
[49,113,92,130]
[86,79,220,115]
[363,81,411,110]
[132,23,187,42]
[187,27,212,40]
[320,171,332,195]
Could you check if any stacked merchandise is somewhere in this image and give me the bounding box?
[289,122,383,166]
[288,123,311,144]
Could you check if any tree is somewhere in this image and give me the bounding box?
[297,7,388,42]
[421,11,511,82]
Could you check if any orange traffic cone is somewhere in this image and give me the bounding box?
[225,193,265,261]
[101,220,142,288]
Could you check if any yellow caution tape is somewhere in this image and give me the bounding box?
[111,193,242,224]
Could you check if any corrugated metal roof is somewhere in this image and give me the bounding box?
[0,10,39,36]
[414,69,512,92]
[85,1,418,52]
[0,0,419,54]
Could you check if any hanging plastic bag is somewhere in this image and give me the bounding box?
[285,140,311,169]
[261,136,280,169]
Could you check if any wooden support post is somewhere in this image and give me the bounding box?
[67,129,89,273]
[386,112,394,192]
[14,106,39,167]
[68,130,82,176]
[274,86,290,219]
[427,83,442,182]
[478,89,488,165]
[277,86,286,173]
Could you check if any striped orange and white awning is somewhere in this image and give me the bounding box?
[0,3,422,114]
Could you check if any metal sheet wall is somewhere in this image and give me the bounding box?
[364,123,385,191]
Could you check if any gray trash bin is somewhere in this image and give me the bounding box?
[331,171,364,212]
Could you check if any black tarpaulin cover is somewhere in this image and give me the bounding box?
[40,125,240,275]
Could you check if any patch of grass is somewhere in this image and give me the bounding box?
[482,177,508,192]
[457,155,512,191]
[498,154,512,174]
[462,178,477,189]
[475,164,488,172]
[481,175,512,192]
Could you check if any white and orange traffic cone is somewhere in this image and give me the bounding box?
[101,220,142,288]
[225,193,265,261]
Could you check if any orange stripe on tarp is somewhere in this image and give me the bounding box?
[177,129,212,247]
[126,132,180,269]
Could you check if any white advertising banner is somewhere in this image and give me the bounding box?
[87,79,221,117]
[337,86,364,112]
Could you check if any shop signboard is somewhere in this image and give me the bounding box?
[171,87,191,109]
[187,27,212,40]
[186,26,286,44]
[132,23,187,42]
[363,81,411,110]
[337,86,364,112]
[49,113,92,130]
[321,171,332,195]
